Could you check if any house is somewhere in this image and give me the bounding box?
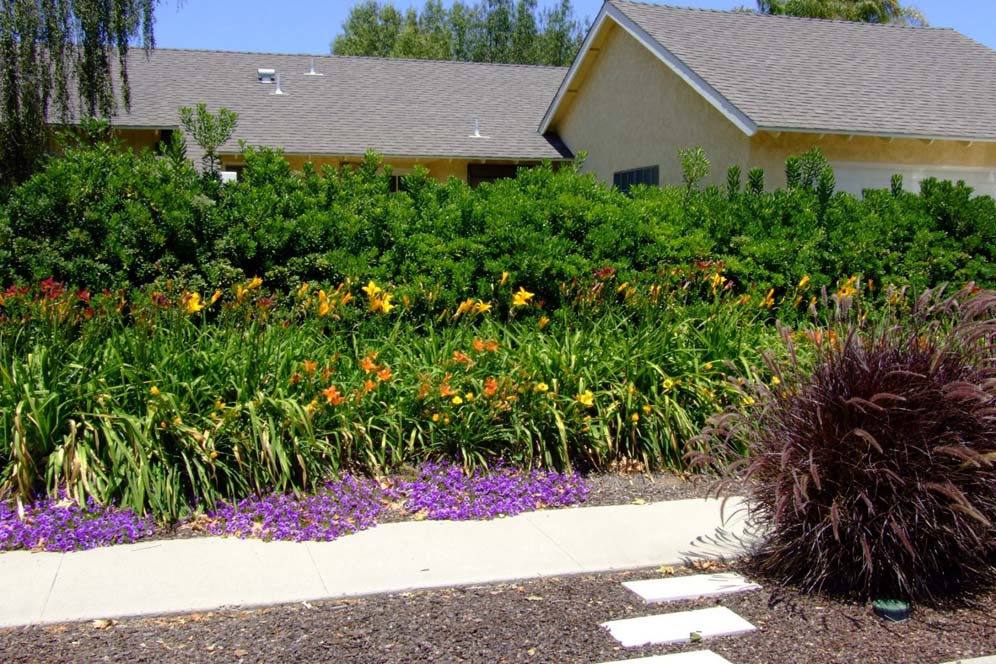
[109,50,572,185]
[542,1,996,196]
[108,1,996,196]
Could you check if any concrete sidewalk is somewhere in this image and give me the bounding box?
[0,497,751,628]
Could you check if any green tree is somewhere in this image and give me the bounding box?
[0,0,155,186]
[331,1,404,57]
[511,0,539,64]
[537,0,585,66]
[450,1,485,61]
[418,0,454,60]
[330,0,584,67]
[480,0,514,63]
[757,0,927,25]
[178,103,238,177]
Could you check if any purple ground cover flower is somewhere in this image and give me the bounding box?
[0,493,154,553]
[0,464,590,550]
[204,475,394,542]
[398,462,588,521]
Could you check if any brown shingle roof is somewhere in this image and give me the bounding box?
[112,49,572,160]
[608,1,996,140]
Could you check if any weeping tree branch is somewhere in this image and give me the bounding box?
[0,0,157,186]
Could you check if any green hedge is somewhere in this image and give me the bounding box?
[2,139,994,306]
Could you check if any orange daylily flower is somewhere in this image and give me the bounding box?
[323,385,345,406]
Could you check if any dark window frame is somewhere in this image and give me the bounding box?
[467,163,522,188]
[613,165,660,195]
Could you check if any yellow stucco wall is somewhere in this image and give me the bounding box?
[221,154,541,184]
[111,128,540,183]
[551,22,750,188]
[751,132,996,188]
[112,128,163,151]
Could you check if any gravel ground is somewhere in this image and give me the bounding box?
[2,563,993,663]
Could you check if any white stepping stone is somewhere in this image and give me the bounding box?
[623,573,761,604]
[938,657,996,664]
[602,606,756,647]
[594,650,735,664]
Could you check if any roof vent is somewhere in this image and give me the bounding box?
[305,57,323,76]
[257,67,276,83]
[272,73,286,95]
[469,118,489,139]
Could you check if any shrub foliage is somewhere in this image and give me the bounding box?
[699,287,996,602]
[1,139,994,310]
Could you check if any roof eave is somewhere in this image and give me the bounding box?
[217,150,574,162]
[540,1,758,137]
[758,126,996,144]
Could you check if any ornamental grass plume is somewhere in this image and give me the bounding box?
[694,285,996,604]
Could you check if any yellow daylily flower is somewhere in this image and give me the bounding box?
[512,287,534,307]
[209,289,223,305]
[575,390,594,408]
[185,292,205,314]
[362,280,383,298]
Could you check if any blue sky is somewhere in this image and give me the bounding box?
[152,1,995,54]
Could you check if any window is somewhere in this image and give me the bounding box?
[156,129,175,155]
[468,163,520,188]
[613,165,660,195]
[221,163,245,182]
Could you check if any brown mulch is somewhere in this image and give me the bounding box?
[2,562,993,663]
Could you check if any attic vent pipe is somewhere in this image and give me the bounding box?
[305,57,323,76]
[469,118,488,139]
[272,73,286,95]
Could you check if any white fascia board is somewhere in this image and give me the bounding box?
[539,4,611,134]
[760,126,996,144]
[540,3,757,137]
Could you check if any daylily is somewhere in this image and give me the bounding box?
[362,280,383,298]
[512,287,534,307]
[575,390,594,408]
[185,292,205,314]
[323,385,345,406]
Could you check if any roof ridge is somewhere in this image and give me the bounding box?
[608,0,953,32]
[139,46,569,71]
